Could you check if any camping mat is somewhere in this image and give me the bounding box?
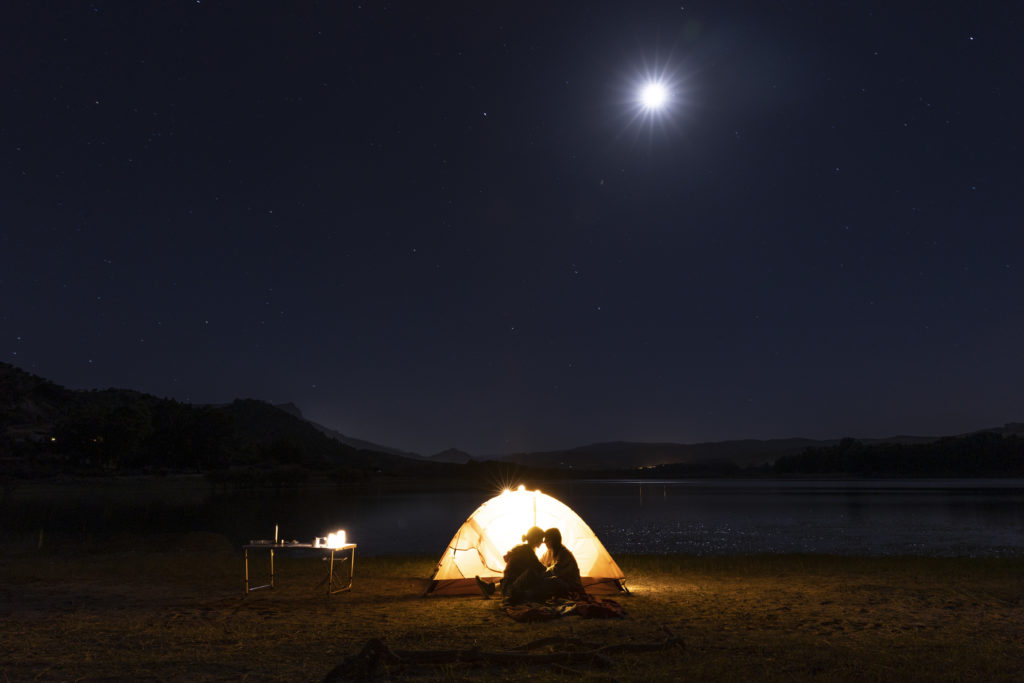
[503,595,627,622]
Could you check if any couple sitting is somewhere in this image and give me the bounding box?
[476,526,583,604]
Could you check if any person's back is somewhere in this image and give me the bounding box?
[541,528,584,596]
[501,543,544,594]
[500,526,546,602]
[474,526,546,601]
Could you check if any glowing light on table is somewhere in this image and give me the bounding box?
[325,530,347,548]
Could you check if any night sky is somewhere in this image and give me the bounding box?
[3,2,1022,456]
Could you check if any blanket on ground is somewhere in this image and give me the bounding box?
[503,594,627,622]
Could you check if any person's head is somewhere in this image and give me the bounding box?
[544,528,562,549]
[523,526,544,547]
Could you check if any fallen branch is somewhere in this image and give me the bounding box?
[322,630,683,681]
[514,636,597,651]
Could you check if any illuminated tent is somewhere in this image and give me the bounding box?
[427,486,626,595]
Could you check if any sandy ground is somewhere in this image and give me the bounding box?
[1,533,1021,681]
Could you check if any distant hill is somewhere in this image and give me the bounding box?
[772,434,1024,477]
[0,362,75,441]
[487,428,1024,475]
[0,362,424,481]
[427,448,476,464]
[3,362,1021,479]
[0,362,563,486]
[980,422,1024,437]
[277,403,427,460]
[489,436,940,471]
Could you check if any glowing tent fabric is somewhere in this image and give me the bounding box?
[427,487,626,595]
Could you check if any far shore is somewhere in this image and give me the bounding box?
[6,471,1024,500]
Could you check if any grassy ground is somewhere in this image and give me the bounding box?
[0,533,1021,681]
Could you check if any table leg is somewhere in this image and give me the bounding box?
[243,546,276,595]
[327,547,355,595]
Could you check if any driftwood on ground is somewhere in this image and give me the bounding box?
[322,628,684,681]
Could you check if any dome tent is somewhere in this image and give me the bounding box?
[427,486,626,595]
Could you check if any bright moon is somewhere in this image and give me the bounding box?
[640,82,668,110]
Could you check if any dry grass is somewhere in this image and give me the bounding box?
[1,535,1021,681]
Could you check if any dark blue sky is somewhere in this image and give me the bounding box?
[3,2,1022,455]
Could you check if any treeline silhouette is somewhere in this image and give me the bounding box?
[1,362,564,487]
[4,389,384,483]
[5,389,565,488]
[772,433,1024,477]
[5,362,1023,482]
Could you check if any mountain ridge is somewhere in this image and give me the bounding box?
[3,361,1021,476]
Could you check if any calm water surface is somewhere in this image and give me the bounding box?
[5,478,1022,557]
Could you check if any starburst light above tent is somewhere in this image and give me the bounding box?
[426,486,626,595]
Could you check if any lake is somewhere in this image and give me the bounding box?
[4,478,1023,558]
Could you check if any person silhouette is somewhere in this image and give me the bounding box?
[475,526,545,602]
[540,527,584,597]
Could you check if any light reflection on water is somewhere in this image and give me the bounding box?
[3,479,1022,557]
[566,479,1024,558]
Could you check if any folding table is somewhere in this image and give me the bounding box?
[243,541,356,596]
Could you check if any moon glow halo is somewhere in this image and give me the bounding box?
[639,81,669,110]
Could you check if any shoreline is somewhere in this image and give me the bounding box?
[7,471,1024,493]
[5,476,1022,560]
[2,542,1021,681]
